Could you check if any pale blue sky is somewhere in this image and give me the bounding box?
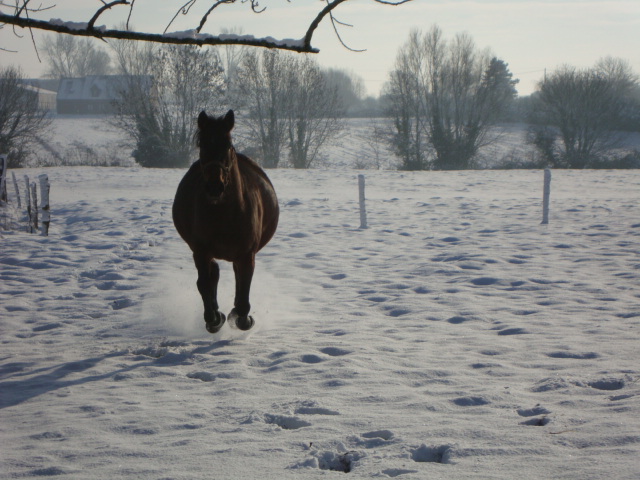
[1,0,639,96]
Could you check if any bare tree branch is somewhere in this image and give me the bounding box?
[88,1,130,31]
[0,0,413,53]
[326,3,366,53]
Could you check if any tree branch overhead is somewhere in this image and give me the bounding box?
[0,0,412,53]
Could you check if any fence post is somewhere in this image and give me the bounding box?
[12,172,21,208]
[30,181,38,231]
[541,168,551,225]
[38,174,50,236]
[358,174,367,229]
[0,155,7,203]
[24,175,33,233]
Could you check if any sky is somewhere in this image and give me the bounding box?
[1,0,639,96]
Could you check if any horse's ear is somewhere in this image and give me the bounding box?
[198,111,208,130]
[224,109,235,132]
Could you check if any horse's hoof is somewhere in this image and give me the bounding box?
[205,311,226,334]
[229,309,254,331]
[236,315,255,331]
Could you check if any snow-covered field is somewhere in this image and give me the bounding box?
[2,164,639,479]
[2,114,640,478]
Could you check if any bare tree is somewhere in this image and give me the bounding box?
[111,29,158,77]
[236,50,290,168]
[383,30,429,170]
[112,40,225,167]
[424,28,517,170]
[1,0,412,53]
[285,57,344,169]
[237,50,343,169]
[217,27,248,107]
[42,34,112,79]
[535,60,638,168]
[384,26,517,170]
[323,68,365,114]
[0,66,51,167]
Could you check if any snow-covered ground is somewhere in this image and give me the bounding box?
[2,161,639,478]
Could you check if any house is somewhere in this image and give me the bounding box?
[20,79,58,112]
[56,75,151,114]
[22,84,57,112]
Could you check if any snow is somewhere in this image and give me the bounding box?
[49,18,107,32]
[158,30,306,49]
[1,121,640,478]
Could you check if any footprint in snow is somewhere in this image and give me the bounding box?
[263,413,312,430]
[381,468,419,477]
[451,396,491,407]
[293,450,362,473]
[587,377,627,391]
[319,346,352,357]
[546,351,600,360]
[447,316,469,324]
[495,327,530,336]
[411,444,453,464]
[32,322,64,332]
[517,405,552,427]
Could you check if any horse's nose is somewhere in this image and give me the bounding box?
[205,181,225,198]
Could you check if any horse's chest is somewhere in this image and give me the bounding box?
[193,202,258,259]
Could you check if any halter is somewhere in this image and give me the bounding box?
[199,145,236,190]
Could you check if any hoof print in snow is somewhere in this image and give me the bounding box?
[361,429,394,441]
[451,396,490,407]
[319,346,352,357]
[447,316,469,324]
[294,406,340,416]
[187,371,218,382]
[587,377,626,391]
[357,429,396,448]
[546,351,600,360]
[264,414,311,430]
[131,346,168,358]
[111,298,134,310]
[411,444,453,464]
[381,468,419,477]
[32,322,64,332]
[315,450,362,473]
[520,416,551,427]
[517,405,551,417]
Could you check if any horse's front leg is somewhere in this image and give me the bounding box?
[230,253,255,331]
[194,252,226,333]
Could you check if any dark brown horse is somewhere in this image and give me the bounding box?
[172,110,279,333]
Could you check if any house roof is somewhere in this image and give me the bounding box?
[20,84,57,96]
[57,75,150,101]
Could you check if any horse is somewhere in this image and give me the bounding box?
[172,110,279,333]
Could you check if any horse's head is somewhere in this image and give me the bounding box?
[196,109,236,203]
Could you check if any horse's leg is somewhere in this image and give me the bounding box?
[230,253,255,331]
[194,252,226,333]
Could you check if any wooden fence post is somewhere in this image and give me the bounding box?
[24,175,33,233]
[358,174,367,229]
[30,181,38,231]
[38,174,50,236]
[0,154,7,202]
[541,168,551,225]
[12,171,21,208]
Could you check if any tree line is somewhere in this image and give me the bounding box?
[1,25,639,169]
[383,25,640,170]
